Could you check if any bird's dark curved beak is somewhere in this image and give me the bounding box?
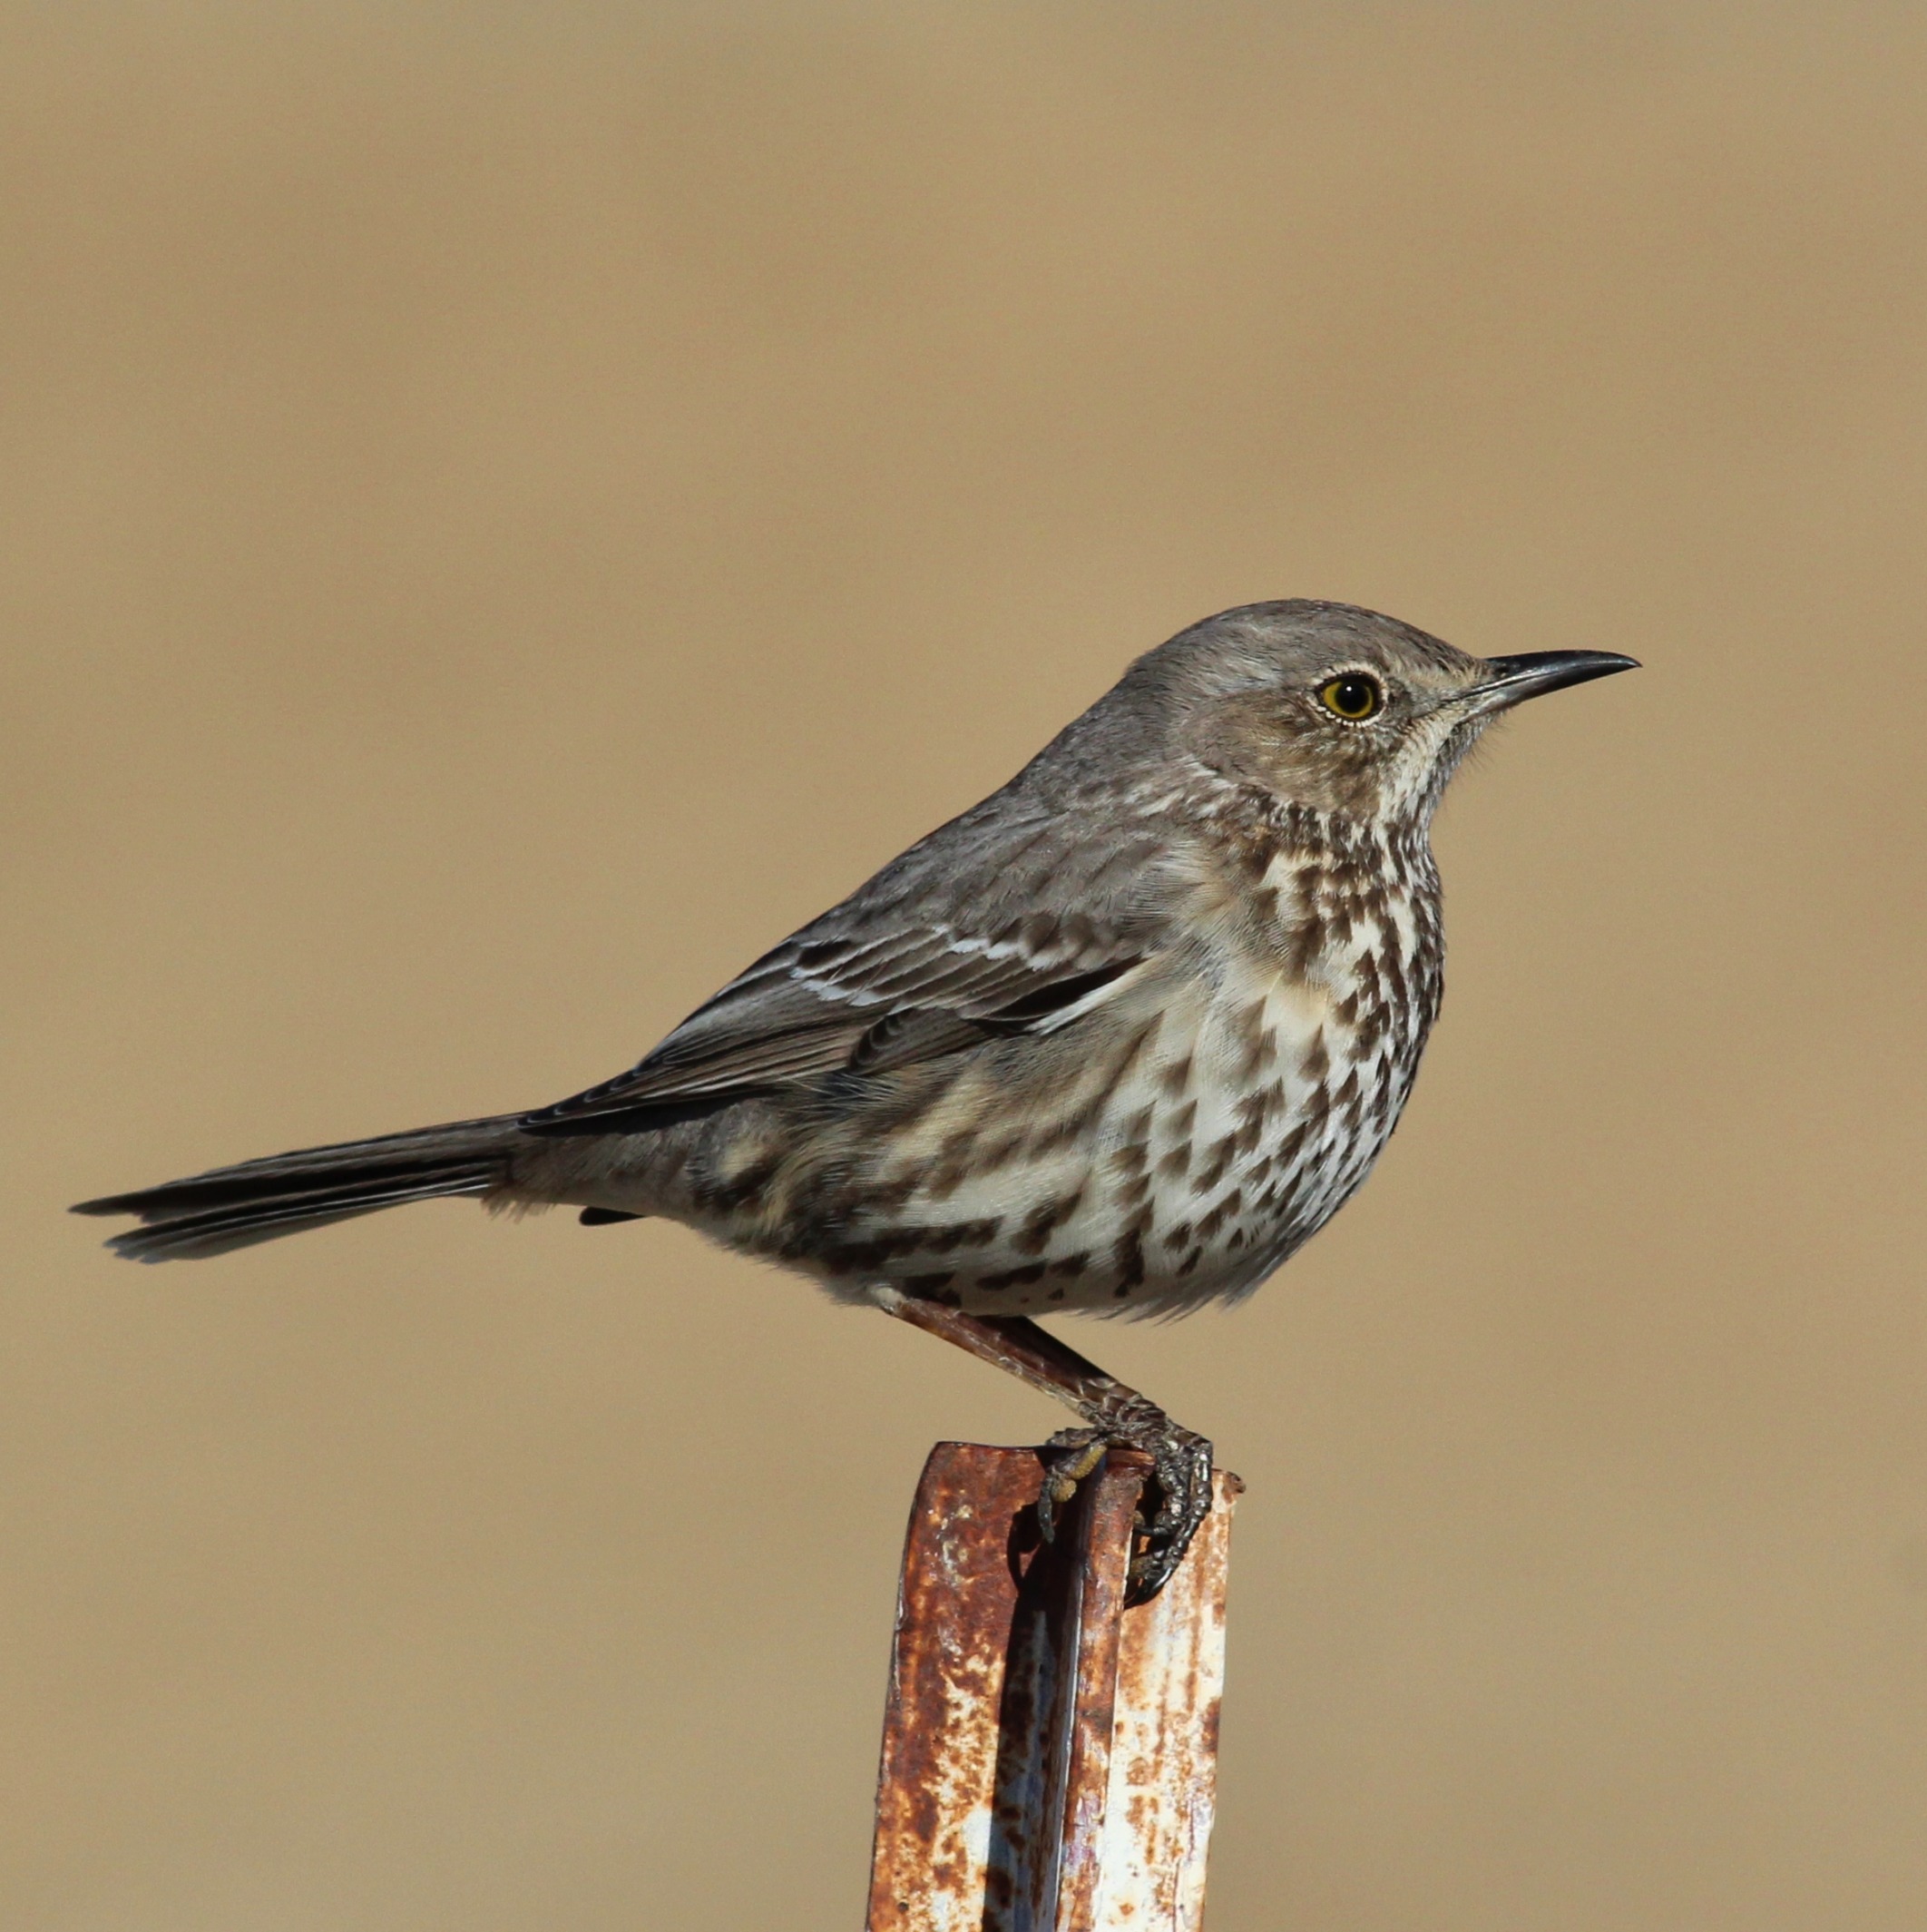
[1467,650,1640,714]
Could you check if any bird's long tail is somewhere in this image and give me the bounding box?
[71,1116,524,1262]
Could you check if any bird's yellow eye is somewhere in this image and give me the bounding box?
[1318,672,1384,721]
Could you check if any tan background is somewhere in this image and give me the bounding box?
[4,5,1923,1927]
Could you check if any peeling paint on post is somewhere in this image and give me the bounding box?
[866,1444,1239,1932]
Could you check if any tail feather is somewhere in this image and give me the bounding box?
[72,1116,520,1262]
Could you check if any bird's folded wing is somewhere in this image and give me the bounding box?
[519,924,1146,1127]
[521,804,1174,1129]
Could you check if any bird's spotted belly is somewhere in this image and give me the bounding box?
[764,966,1422,1318]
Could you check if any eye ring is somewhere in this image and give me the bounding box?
[1317,672,1384,721]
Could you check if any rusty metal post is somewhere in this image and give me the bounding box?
[866,1443,1239,1932]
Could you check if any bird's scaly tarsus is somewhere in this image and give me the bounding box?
[873,1292,1216,1604]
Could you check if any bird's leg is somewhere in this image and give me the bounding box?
[874,1290,1214,1603]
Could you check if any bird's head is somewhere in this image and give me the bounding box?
[1137,600,1637,829]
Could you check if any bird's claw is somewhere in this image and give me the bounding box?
[1037,1417,1215,1604]
[1035,1430,1109,1548]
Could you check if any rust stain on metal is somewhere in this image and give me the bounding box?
[1090,1468,1241,1929]
[866,1444,1239,1932]
[867,1445,1036,1931]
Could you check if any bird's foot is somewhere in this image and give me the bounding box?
[1036,1406,1214,1605]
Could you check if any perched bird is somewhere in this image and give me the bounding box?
[74,601,1635,1596]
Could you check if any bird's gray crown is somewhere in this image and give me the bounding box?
[1135,599,1483,701]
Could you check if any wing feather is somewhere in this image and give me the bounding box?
[522,794,1176,1130]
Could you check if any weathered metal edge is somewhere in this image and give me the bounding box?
[865,1445,1238,1932]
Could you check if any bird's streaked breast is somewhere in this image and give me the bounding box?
[704,813,1447,1319]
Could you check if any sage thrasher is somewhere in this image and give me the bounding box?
[75,600,1635,1597]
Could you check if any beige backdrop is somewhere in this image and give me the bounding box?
[5,6,1924,1927]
